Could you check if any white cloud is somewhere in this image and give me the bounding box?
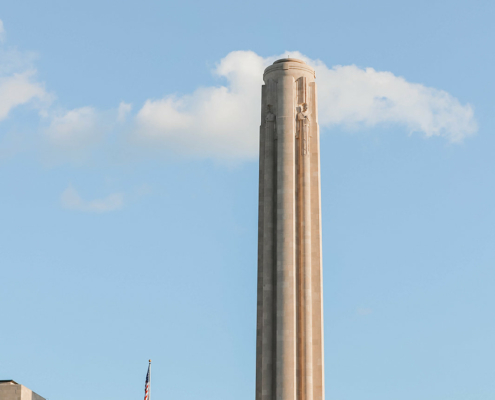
[117,101,132,122]
[134,51,265,159]
[45,107,102,149]
[134,51,477,159]
[309,61,477,142]
[0,21,49,121]
[0,20,5,42]
[41,107,110,164]
[61,185,124,213]
[0,70,47,121]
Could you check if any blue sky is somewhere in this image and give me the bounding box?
[1,0,494,399]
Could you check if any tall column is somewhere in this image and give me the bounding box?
[256,59,325,400]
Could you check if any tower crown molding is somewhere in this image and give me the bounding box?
[264,59,315,81]
[273,58,305,64]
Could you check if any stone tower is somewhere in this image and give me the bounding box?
[256,58,324,400]
[0,380,45,400]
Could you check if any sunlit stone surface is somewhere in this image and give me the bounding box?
[256,59,324,400]
[0,380,45,400]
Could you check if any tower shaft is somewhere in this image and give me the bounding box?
[256,59,324,400]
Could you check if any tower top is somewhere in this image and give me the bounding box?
[273,58,305,64]
[263,58,315,81]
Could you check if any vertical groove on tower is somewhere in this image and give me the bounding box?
[260,79,278,400]
[309,81,324,400]
[276,74,296,400]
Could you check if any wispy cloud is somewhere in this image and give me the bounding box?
[45,107,101,148]
[357,307,373,316]
[0,70,47,121]
[61,185,124,213]
[0,20,50,122]
[0,20,5,43]
[40,106,109,164]
[117,101,132,123]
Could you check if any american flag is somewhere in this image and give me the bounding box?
[144,361,151,400]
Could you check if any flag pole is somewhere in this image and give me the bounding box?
[149,360,151,400]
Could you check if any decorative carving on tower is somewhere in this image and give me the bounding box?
[266,104,277,140]
[297,103,311,155]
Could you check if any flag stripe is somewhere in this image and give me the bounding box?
[144,364,151,400]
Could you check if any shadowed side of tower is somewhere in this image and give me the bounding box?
[256,59,324,400]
